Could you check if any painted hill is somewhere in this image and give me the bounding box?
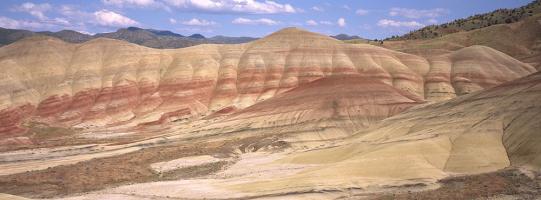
[0,27,534,143]
[200,75,425,142]
[0,27,539,200]
[9,63,539,200]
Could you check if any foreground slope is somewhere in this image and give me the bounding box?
[256,71,541,196]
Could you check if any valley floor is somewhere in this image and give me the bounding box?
[0,123,540,199]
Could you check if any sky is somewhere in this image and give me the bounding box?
[0,0,533,39]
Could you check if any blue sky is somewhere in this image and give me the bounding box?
[0,0,533,39]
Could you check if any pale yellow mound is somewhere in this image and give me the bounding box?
[225,71,541,195]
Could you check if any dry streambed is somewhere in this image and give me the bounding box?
[0,132,540,200]
[0,133,289,198]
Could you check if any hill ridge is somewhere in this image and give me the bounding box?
[388,0,541,40]
[0,26,259,49]
[0,28,534,138]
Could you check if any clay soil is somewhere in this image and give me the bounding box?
[368,169,541,200]
[0,135,277,198]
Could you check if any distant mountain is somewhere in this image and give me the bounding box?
[0,27,36,46]
[388,0,541,40]
[188,33,205,39]
[0,26,258,48]
[94,27,203,48]
[140,27,184,37]
[208,35,259,44]
[331,34,363,40]
[38,30,93,43]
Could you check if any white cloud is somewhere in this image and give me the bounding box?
[177,27,214,34]
[319,20,333,25]
[7,4,139,32]
[51,17,70,26]
[102,0,157,6]
[343,5,350,10]
[337,17,346,27]
[232,17,278,25]
[57,5,135,31]
[7,3,77,30]
[77,30,94,35]
[377,19,424,28]
[13,2,52,20]
[312,6,324,12]
[0,16,44,29]
[389,8,449,19]
[306,20,318,26]
[169,18,177,24]
[355,9,369,16]
[93,10,139,27]
[59,5,92,20]
[427,19,438,24]
[102,0,170,11]
[165,0,296,14]
[182,18,216,26]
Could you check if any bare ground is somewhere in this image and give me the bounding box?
[0,134,282,199]
[365,168,541,200]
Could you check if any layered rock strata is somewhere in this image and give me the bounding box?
[0,28,535,138]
